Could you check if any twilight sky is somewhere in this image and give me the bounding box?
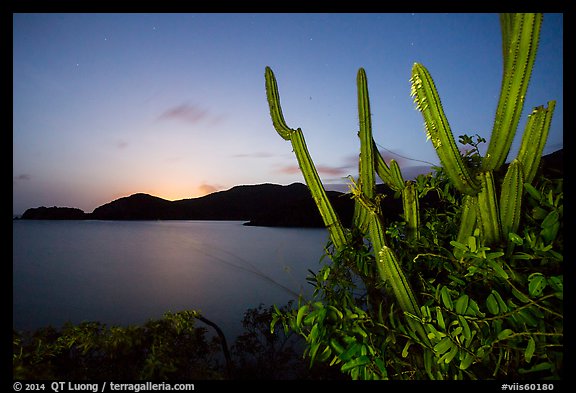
[12,13,563,215]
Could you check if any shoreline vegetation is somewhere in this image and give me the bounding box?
[13,302,347,380]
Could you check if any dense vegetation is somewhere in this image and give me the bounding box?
[265,13,562,380]
[271,156,563,379]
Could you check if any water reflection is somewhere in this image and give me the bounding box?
[13,220,329,341]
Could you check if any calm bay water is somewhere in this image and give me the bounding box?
[13,220,329,341]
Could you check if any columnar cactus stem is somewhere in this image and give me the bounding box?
[500,159,524,238]
[410,13,554,248]
[482,13,543,172]
[456,195,478,248]
[402,182,420,241]
[265,67,347,249]
[516,101,556,184]
[475,171,501,244]
[354,68,377,233]
[375,150,404,192]
[410,63,480,196]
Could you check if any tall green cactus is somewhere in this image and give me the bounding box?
[265,67,347,250]
[266,66,429,345]
[411,13,555,247]
[264,12,555,360]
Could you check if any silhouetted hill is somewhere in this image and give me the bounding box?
[20,206,88,220]
[88,183,355,227]
[19,149,562,226]
[91,193,175,220]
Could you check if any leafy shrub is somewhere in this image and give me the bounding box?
[271,158,562,380]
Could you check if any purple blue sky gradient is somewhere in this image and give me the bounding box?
[13,13,563,215]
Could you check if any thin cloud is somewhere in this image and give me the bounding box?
[14,174,31,181]
[116,139,129,149]
[158,103,223,125]
[13,174,31,185]
[276,164,350,177]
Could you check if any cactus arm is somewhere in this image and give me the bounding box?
[374,145,404,191]
[402,182,420,241]
[353,68,377,232]
[357,68,376,199]
[265,66,295,140]
[265,67,347,249]
[500,159,524,237]
[476,171,502,244]
[351,182,428,345]
[290,130,347,248]
[482,13,543,171]
[516,101,556,184]
[410,63,480,196]
[455,195,479,255]
[378,244,429,345]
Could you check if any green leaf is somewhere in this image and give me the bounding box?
[524,337,536,363]
[450,240,469,251]
[508,232,524,245]
[524,183,541,201]
[340,355,370,372]
[541,210,559,229]
[518,362,552,374]
[339,343,360,362]
[434,337,454,355]
[467,236,477,252]
[486,293,500,315]
[492,290,509,313]
[455,294,469,315]
[436,306,446,330]
[296,304,308,328]
[487,259,509,279]
[330,339,346,355]
[528,273,547,297]
[459,352,475,370]
[441,286,454,310]
[497,328,514,340]
[308,341,321,365]
[548,276,563,292]
[440,345,459,364]
[402,340,411,358]
[458,316,472,340]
